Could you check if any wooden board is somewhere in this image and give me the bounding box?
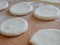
[0,0,60,45]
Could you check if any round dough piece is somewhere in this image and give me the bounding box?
[0,1,8,10]
[30,29,60,45]
[41,0,60,4]
[9,2,33,15]
[0,18,28,36]
[34,5,60,20]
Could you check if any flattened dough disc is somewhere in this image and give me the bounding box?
[0,18,28,36]
[41,0,60,4]
[0,1,8,10]
[9,2,33,15]
[30,29,60,45]
[34,5,60,20]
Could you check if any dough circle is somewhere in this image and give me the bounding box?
[30,29,60,45]
[0,1,8,10]
[0,18,28,36]
[34,5,60,20]
[9,2,33,15]
[41,0,60,4]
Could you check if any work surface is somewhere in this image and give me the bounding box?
[0,0,60,45]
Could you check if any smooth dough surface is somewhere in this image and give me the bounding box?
[41,0,60,3]
[0,18,28,36]
[34,5,60,20]
[0,1,8,10]
[30,29,60,45]
[9,2,33,15]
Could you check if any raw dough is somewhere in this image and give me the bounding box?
[41,0,60,3]
[30,29,60,45]
[9,2,33,15]
[34,5,60,20]
[0,1,8,10]
[0,18,28,36]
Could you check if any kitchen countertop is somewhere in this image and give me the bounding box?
[0,0,60,45]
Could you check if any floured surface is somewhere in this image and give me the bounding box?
[0,0,60,45]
